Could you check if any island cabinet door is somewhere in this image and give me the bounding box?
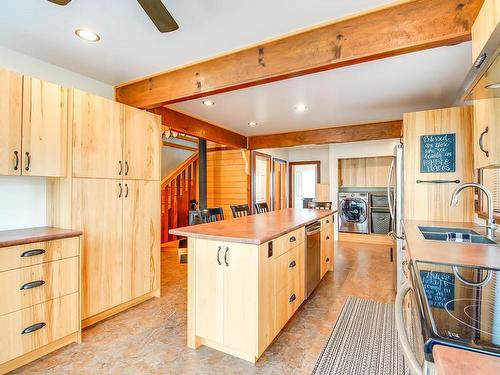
[320,229,328,279]
[222,242,258,355]
[194,240,224,344]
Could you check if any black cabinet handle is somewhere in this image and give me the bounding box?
[289,236,296,243]
[125,183,129,198]
[125,161,129,176]
[217,246,222,265]
[21,322,46,335]
[20,249,45,258]
[25,152,31,171]
[479,127,489,157]
[13,150,19,170]
[326,257,330,262]
[289,294,296,303]
[20,280,45,290]
[118,183,123,198]
[224,247,229,266]
[289,260,296,268]
[118,161,123,175]
[326,236,330,240]
[326,219,330,224]
[390,247,394,262]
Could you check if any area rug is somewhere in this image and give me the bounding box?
[311,296,410,375]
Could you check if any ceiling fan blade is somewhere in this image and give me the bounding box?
[137,0,179,33]
[47,0,72,5]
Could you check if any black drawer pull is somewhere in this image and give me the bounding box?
[326,219,330,224]
[21,322,46,335]
[289,236,296,242]
[289,294,296,303]
[479,127,489,157]
[326,257,330,262]
[20,249,45,258]
[326,236,330,240]
[289,260,296,268]
[20,280,45,290]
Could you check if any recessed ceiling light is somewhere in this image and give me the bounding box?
[248,121,257,127]
[75,28,100,42]
[295,104,307,112]
[202,100,215,106]
[485,82,500,89]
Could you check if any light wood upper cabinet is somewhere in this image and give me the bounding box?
[21,77,68,177]
[473,98,500,169]
[339,157,393,187]
[72,178,123,319]
[123,106,161,180]
[72,89,123,179]
[471,0,500,63]
[0,69,23,176]
[122,180,161,302]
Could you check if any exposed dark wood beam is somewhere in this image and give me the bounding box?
[247,120,403,149]
[162,141,198,152]
[152,107,247,149]
[115,0,483,109]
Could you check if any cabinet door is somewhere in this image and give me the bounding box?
[123,106,161,181]
[474,98,500,169]
[122,180,160,302]
[320,230,328,279]
[194,239,224,343]
[471,0,500,62]
[72,178,123,319]
[223,243,257,354]
[0,70,23,176]
[22,77,68,177]
[72,89,123,178]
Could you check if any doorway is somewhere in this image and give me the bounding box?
[252,152,272,212]
[289,161,321,208]
[272,158,288,210]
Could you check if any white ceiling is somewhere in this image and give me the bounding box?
[169,43,471,136]
[0,0,395,85]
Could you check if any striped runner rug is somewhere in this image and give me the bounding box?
[312,297,410,375]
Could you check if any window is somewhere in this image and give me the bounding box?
[479,168,500,220]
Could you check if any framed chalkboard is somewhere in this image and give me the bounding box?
[420,271,455,310]
[420,133,456,173]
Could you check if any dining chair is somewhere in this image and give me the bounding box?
[308,201,332,210]
[204,207,225,222]
[230,204,250,218]
[254,202,269,214]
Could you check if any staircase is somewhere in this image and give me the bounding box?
[161,153,199,243]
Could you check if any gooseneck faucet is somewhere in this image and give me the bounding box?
[450,182,496,239]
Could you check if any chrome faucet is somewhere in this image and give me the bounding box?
[450,182,496,239]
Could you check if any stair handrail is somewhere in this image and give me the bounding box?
[161,153,199,188]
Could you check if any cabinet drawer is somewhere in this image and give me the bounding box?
[274,246,300,295]
[320,215,334,229]
[275,273,301,331]
[0,257,79,316]
[0,237,79,272]
[0,292,79,364]
[273,227,304,258]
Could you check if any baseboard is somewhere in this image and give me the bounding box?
[0,332,79,375]
[338,232,394,245]
[82,290,158,329]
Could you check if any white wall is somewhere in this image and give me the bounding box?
[289,148,330,184]
[162,146,195,179]
[0,46,114,230]
[329,138,400,238]
[257,148,290,161]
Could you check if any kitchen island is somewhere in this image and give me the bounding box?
[170,208,336,363]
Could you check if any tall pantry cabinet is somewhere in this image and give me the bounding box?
[48,89,161,326]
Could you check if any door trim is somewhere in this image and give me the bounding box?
[288,161,321,208]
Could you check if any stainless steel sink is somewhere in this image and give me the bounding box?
[420,231,497,244]
[418,226,479,235]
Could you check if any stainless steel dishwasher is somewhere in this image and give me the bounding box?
[305,221,321,299]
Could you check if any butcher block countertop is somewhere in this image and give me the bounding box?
[0,226,82,248]
[403,220,500,269]
[170,208,336,245]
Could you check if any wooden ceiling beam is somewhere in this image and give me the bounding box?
[247,120,403,149]
[151,107,248,149]
[115,0,483,109]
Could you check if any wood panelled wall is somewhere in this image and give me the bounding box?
[339,157,393,187]
[403,107,474,222]
[207,149,250,219]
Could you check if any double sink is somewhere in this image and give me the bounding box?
[418,226,498,245]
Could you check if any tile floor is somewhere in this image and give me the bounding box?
[14,241,395,375]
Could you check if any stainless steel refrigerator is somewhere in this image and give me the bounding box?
[387,143,405,289]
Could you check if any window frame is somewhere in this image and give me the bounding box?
[477,169,500,222]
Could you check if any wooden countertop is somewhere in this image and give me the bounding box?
[403,220,500,269]
[0,226,82,248]
[433,345,500,375]
[170,208,336,245]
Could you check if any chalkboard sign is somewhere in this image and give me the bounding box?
[420,271,455,310]
[420,133,456,173]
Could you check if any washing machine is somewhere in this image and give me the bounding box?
[338,192,369,234]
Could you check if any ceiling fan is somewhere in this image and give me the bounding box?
[47,0,179,33]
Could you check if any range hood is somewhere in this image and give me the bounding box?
[455,22,500,104]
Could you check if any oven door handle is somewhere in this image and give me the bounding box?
[395,281,423,375]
